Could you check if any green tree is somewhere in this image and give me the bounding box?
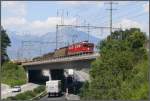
[1,26,11,65]
[80,28,149,100]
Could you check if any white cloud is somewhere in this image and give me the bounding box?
[2,16,76,36]
[114,18,142,29]
[2,17,27,28]
[58,1,104,7]
[91,18,149,39]
[114,18,149,36]
[30,17,75,32]
[143,2,149,13]
[2,1,26,17]
[117,1,138,6]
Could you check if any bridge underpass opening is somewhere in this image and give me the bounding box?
[50,69,66,91]
[50,69,64,80]
[28,69,65,85]
[28,70,49,84]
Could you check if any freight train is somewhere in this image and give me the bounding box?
[33,41,94,61]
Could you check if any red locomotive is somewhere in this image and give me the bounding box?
[33,41,94,61]
[68,41,94,56]
[54,40,94,57]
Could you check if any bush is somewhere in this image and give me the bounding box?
[2,62,27,87]
[80,81,89,98]
[34,85,45,93]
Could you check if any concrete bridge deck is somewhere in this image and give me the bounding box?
[22,53,99,67]
[22,53,100,82]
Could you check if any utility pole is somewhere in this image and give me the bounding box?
[101,28,104,38]
[57,9,59,16]
[21,41,24,59]
[72,34,78,44]
[87,23,90,42]
[17,48,20,60]
[120,24,123,40]
[58,9,69,25]
[75,15,79,26]
[110,1,112,34]
[61,9,64,25]
[105,1,117,34]
[56,24,58,49]
[39,42,42,55]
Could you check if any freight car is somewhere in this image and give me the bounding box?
[32,56,43,61]
[32,52,54,61]
[42,52,54,60]
[53,47,68,58]
[32,41,94,61]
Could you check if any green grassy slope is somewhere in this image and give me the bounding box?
[2,62,27,87]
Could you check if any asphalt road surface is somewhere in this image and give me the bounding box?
[39,94,66,101]
[1,70,89,100]
[39,70,88,101]
[38,94,80,101]
[1,83,39,99]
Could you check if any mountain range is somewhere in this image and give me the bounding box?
[7,28,101,60]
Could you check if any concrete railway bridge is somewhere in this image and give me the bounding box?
[22,53,99,83]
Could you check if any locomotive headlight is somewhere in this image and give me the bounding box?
[88,48,90,50]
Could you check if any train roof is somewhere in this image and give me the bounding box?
[55,46,68,50]
[55,40,94,50]
[69,40,94,45]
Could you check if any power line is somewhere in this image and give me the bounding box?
[21,40,65,59]
[112,11,146,29]
[117,1,140,6]
[100,1,144,25]
[56,9,71,49]
[101,10,146,26]
[57,24,120,29]
[105,1,118,34]
[124,11,146,20]
[57,24,120,41]
[93,1,136,25]
[90,1,139,26]
[102,8,145,24]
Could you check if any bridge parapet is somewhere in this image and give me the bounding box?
[22,53,100,66]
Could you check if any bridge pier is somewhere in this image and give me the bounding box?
[42,69,52,80]
[48,70,52,80]
[25,69,29,83]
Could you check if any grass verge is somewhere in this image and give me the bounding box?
[5,85,45,100]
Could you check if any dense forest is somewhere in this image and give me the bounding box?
[80,28,149,100]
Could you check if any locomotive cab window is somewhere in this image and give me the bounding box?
[83,44,94,48]
[83,44,88,47]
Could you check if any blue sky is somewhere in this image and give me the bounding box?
[1,1,149,38]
